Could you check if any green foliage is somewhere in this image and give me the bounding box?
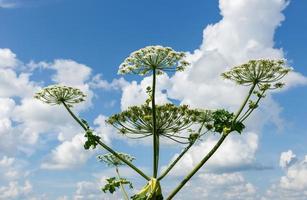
[84,129,100,150]
[102,177,133,194]
[210,109,245,134]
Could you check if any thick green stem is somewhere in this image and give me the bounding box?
[166,135,227,200]
[158,143,193,181]
[152,68,159,178]
[116,167,129,200]
[166,83,257,199]
[62,102,150,181]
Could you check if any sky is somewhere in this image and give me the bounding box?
[0,0,307,199]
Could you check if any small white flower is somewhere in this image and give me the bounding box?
[222,59,292,89]
[118,45,189,76]
[34,85,86,107]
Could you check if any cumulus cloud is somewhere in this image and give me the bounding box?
[49,59,91,86]
[0,48,118,170]
[279,150,297,169]
[90,74,128,91]
[172,172,257,200]
[41,134,92,170]
[0,155,34,200]
[74,178,123,200]
[41,114,116,170]
[264,151,307,199]
[0,48,18,68]
[0,50,93,156]
[0,156,30,182]
[0,180,32,200]
[166,132,259,176]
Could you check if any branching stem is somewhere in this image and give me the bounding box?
[62,102,151,181]
[166,83,257,199]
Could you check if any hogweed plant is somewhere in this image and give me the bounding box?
[35,45,292,199]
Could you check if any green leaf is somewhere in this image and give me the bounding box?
[84,130,101,150]
[101,177,133,194]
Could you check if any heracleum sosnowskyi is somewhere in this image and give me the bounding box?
[35,45,291,199]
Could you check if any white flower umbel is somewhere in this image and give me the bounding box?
[222,59,292,89]
[118,45,189,76]
[34,85,86,107]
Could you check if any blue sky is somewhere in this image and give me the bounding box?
[1,0,307,199]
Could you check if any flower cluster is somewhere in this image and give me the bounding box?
[97,153,135,167]
[107,103,206,143]
[34,85,86,107]
[221,59,292,89]
[118,45,189,75]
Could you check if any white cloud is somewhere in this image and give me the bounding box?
[49,59,91,86]
[0,48,18,68]
[90,74,128,91]
[41,114,118,170]
[0,156,31,185]
[172,172,257,200]
[167,132,259,176]
[74,178,123,200]
[167,0,298,110]
[41,134,92,170]
[264,151,307,200]
[280,150,297,169]
[0,155,34,200]
[0,48,112,169]
[0,181,32,200]
[0,69,38,98]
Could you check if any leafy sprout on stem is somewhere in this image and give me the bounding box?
[34,85,86,107]
[118,45,190,76]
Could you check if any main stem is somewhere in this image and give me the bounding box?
[166,83,257,199]
[116,167,129,200]
[62,102,150,181]
[152,68,159,178]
